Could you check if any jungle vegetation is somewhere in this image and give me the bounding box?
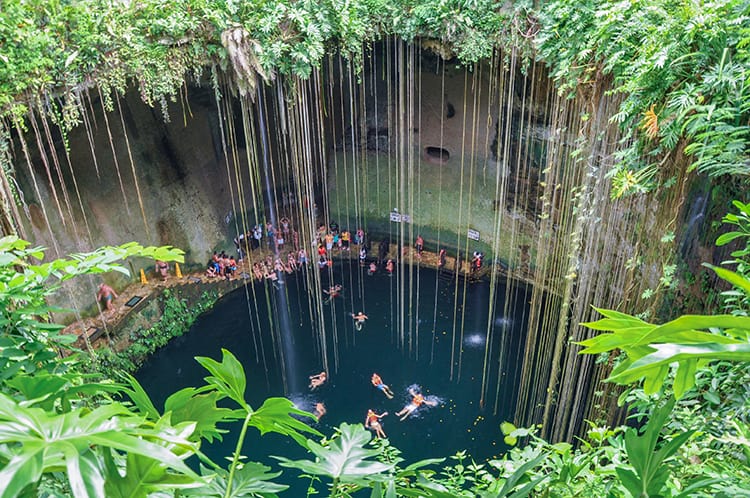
[0,0,749,194]
[0,0,749,496]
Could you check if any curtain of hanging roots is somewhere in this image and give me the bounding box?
[0,39,700,442]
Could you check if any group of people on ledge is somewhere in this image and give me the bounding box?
[308,370,438,439]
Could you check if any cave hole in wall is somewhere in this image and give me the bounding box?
[424,146,450,164]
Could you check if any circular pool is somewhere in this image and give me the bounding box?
[136,261,529,479]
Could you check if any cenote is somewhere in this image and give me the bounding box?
[136,261,529,469]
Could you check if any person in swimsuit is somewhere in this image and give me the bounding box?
[351,312,368,331]
[415,235,424,258]
[385,259,395,275]
[155,260,169,281]
[368,262,377,275]
[396,387,437,421]
[309,371,327,390]
[323,284,342,303]
[365,409,388,439]
[314,402,326,421]
[96,283,118,312]
[438,248,447,270]
[371,373,394,399]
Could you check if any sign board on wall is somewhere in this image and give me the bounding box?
[467,229,480,241]
[389,212,412,223]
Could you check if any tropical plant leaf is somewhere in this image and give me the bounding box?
[704,264,750,295]
[275,422,393,483]
[607,342,750,388]
[249,397,321,448]
[195,349,249,410]
[165,387,238,443]
[183,463,288,497]
[0,393,201,496]
[103,450,200,498]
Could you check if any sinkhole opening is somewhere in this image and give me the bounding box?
[424,146,450,164]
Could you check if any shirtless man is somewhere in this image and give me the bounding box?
[351,312,368,331]
[314,402,326,421]
[309,371,327,390]
[96,283,118,312]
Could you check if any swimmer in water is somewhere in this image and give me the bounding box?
[314,402,326,421]
[371,373,394,399]
[323,284,343,303]
[351,312,368,331]
[365,409,388,439]
[309,371,327,390]
[396,387,437,421]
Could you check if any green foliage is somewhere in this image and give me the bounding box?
[184,463,289,498]
[580,306,750,398]
[0,236,183,382]
[276,422,393,489]
[0,0,534,122]
[616,399,698,498]
[0,391,201,498]
[93,290,215,374]
[536,0,750,192]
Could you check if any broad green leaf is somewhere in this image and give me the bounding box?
[615,467,641,498]
[496,453,546,496]
[104,451,201,498]
[7,373,68,405]
[672,358,697,399]
[0,445,44,498]
[607,342,750,385]
[183,463,287,497]
[403,458,445,472]
[165,388,238,443]
[64,446,105,498]
[637,314,750,346]
[249,397,320,448]
[195,349,249,410]
[715,231,746,246]
[276,423,393,482]
[705,264,750,295]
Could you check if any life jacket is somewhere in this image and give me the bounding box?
[413,394,425,406]
[371,375,382,386]
[367,412,379,424]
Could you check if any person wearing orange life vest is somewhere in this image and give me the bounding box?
[365,409,388,438]
[371,373,394,399]
[396,387,437,421]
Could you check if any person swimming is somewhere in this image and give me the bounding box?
[314,402,326,421]
[371,373,394,399]
[396,387,437,421]
[323,284,343,303]
[351,312,368,331]
[309,371,327,390]
[365,409,388,439]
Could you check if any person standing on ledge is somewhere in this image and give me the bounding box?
[96,283,118,313]
[155,260,169,281]
[415,235,424,258]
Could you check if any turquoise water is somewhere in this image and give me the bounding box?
[136,261,529,489]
